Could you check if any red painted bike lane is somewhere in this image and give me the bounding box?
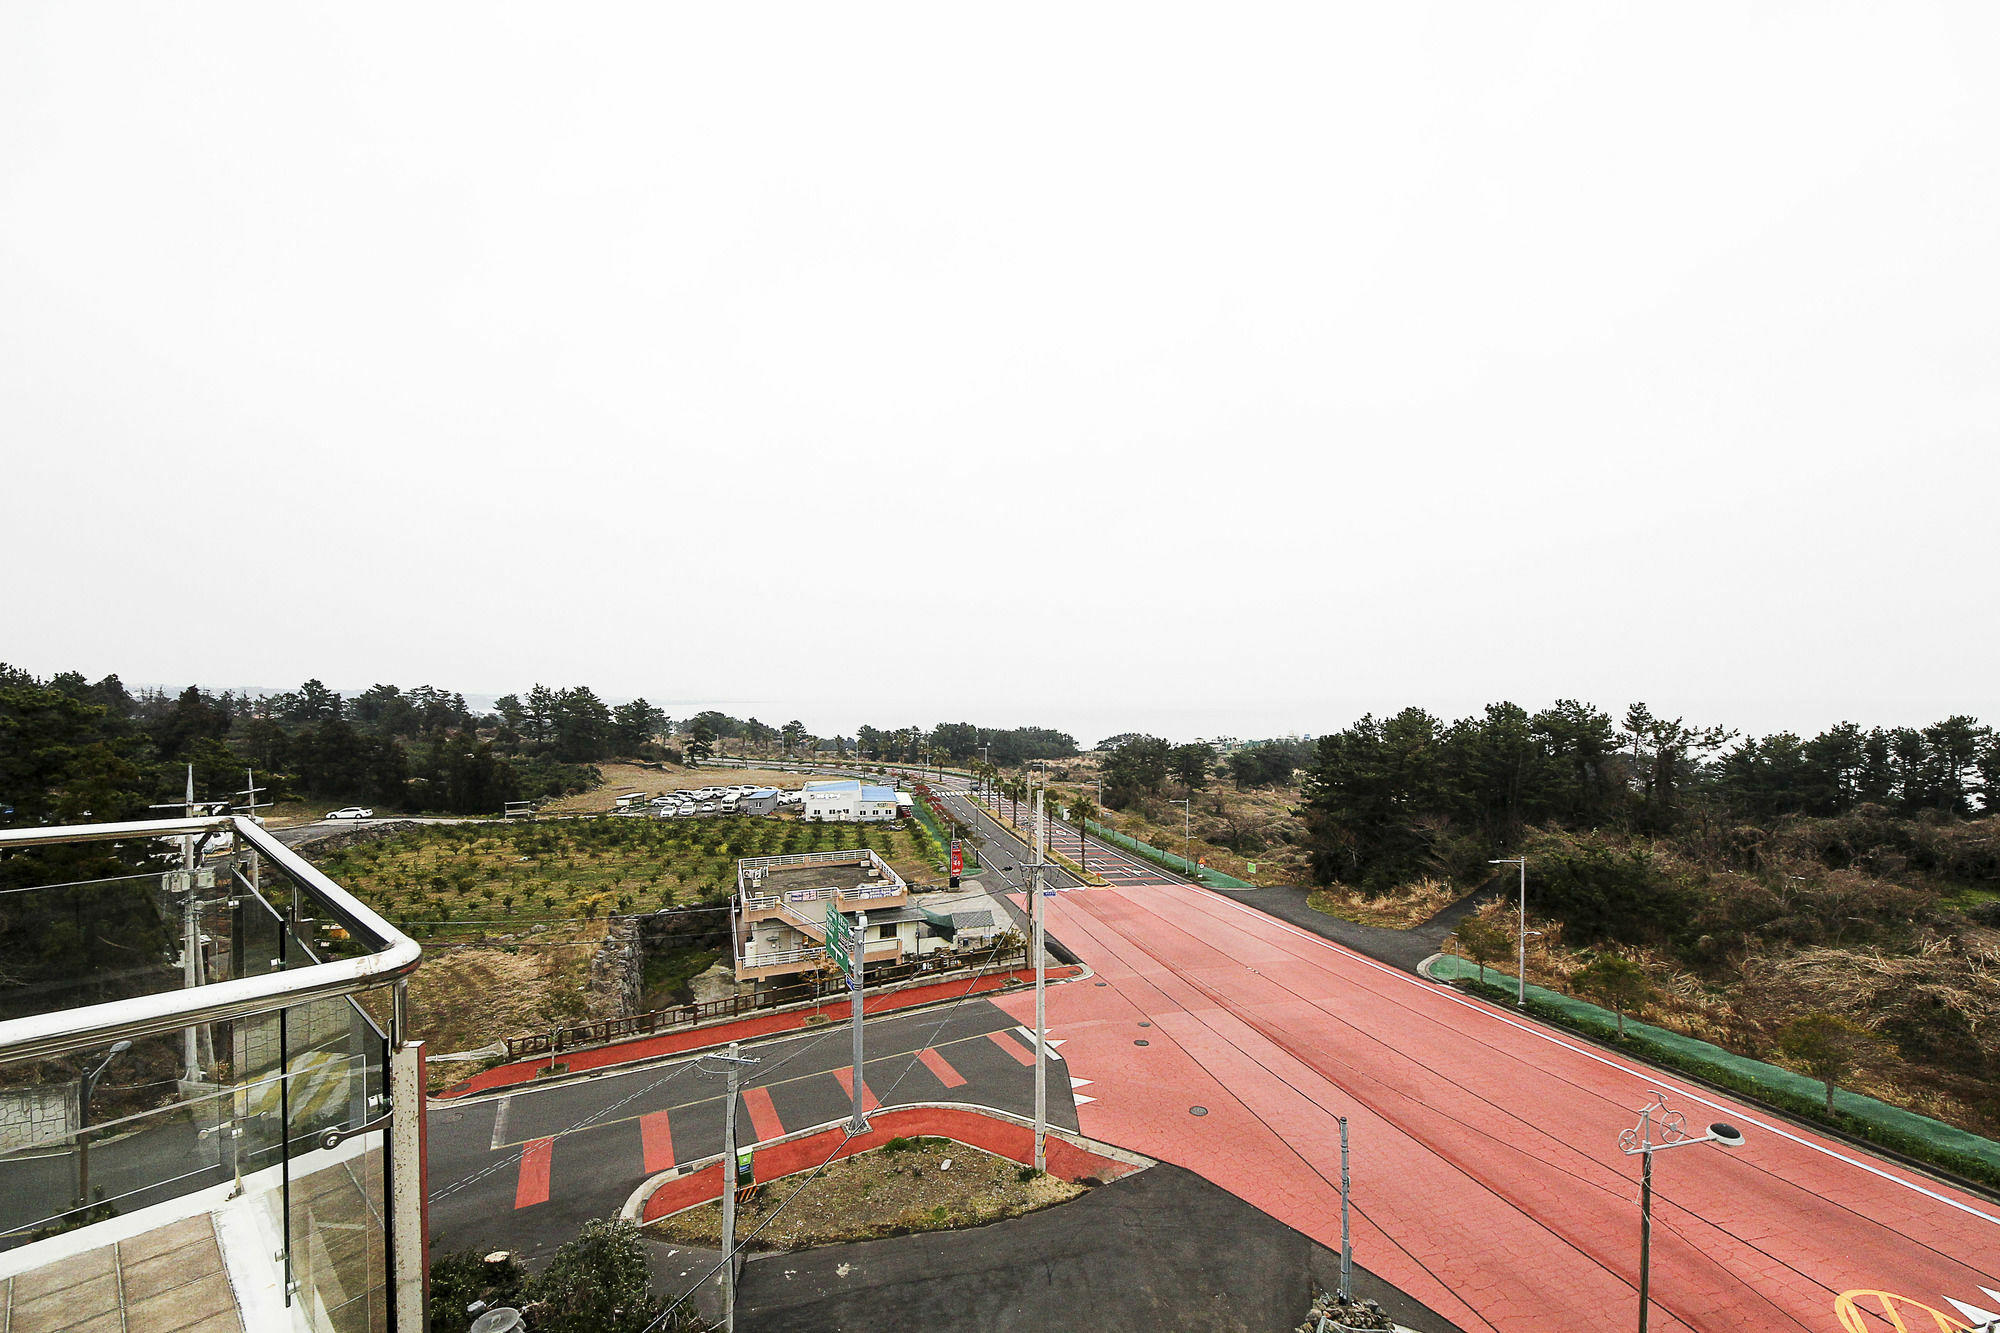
[992,882,2000,1333]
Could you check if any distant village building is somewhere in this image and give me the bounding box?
[735,788,784,816]
[800,778,900,822]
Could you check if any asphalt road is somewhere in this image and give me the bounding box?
[732,1162,1464,1333]
[426,997,1079,1266]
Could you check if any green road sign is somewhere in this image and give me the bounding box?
[826,902,855,977]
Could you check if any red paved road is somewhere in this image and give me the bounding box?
[990,882,2000,1333]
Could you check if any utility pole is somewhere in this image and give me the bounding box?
[1032,784,1048,1173]
[850,911,869,1133]
[150,765,218,1080]
[706,1042,759,1333]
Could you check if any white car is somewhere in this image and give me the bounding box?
[326,807,374,821]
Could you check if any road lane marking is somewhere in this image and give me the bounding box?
[640,1110,676,1173]
[1191,885,2000,1231]
[514,1137,552,1209]
[918,1047,967,1089]
[481,1025,1021,1148]
[490,1095,512,1151]
[832,1067,882,1113]
[742,1087,786,1141]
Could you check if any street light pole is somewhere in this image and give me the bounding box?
[1619,1091,1746,1333]
[74,1040,131,1210]
[1489,856,1528,1006]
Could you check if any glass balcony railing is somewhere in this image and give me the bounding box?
[0,815,422,1332]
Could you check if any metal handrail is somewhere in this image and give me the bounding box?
[838,884,903,901]
[0,815,421,1067]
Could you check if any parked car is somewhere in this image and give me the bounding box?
[326,807,374,821]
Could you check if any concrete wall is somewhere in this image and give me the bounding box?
[0,1083,78,1153]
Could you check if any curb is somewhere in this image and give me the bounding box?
[622,1101,1156,1224]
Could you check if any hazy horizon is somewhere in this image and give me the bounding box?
[7,4,1995,740]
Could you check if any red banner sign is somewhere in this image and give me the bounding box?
[950,841,963,875]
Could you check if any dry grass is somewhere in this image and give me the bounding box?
[1442,898,2000,1135]
[1046,780,1312,887]
[647,1139,1083,1250]
[395,927,608,1091]
[1309,877,1460,929]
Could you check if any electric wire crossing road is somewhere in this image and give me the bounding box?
[424,997,1079,1266]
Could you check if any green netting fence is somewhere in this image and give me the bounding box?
[1427,954,2000,1188]
[909,797,978,871]
[1081,819,1256,889]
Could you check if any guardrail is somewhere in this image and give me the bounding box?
[0,816,420,1064]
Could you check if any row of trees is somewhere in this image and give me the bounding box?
[1301,701,2000,892]
[853,722,1078,766]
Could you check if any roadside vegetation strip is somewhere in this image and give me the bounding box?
[1307,879,1461,929]
[1427,953,2000,1191]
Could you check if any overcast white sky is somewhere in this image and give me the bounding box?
[3,3,1995,747]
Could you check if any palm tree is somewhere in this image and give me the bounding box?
[1068,794,1097,874]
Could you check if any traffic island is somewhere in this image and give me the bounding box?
[649,1136,1085,1250]
[625,1103,1149,1227]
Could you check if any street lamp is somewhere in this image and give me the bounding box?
[1619,1091,1745,1333]
[75,1039,132,1210]
[1488,857,1528,1006]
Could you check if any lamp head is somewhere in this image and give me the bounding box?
[109,1040,132,1057]
[1708,1122,1745,1149]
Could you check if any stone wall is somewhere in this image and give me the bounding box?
[590,916,643,1018]
[0,1083,78,1153]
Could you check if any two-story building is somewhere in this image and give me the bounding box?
[733,848,938,987]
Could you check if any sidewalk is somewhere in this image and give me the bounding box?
[1424,953,2000,1185]
[438,965,1083,1099]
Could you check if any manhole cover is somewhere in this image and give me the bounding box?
[1138,1021,1152,1028]
[436,1111,465,1123]
[1095,981,1107,987]
[1189,1106,1209,1117]
[1134,1039,1149,1046]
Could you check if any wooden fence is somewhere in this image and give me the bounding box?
[502,947,1028,1061]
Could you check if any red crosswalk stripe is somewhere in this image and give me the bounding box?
[832,1066,883,1111]
[742,1086,785,1142]
[918,1047,967,1089]
[640,1111,675,1173]
[987,1030,1036,1065]
[515,1137,553,1209]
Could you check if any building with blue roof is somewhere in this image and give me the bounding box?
[801,778,901,822]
